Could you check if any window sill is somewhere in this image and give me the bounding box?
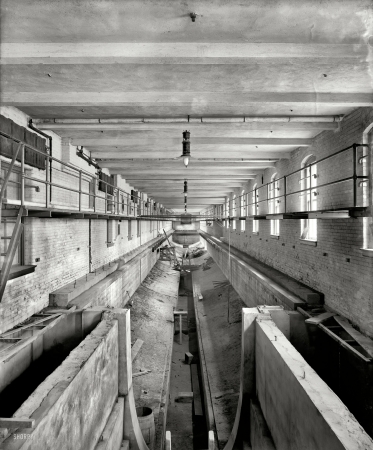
[300,239,317,247]
[361,248,373,258]
[106,242,115,248]
[252,231,259,235]
[1,265,37,281]
[270,235,280,240]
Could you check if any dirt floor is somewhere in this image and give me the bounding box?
[130,260,179,449]
[192,252,245,450]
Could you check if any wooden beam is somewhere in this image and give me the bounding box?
[1,43,368,63]
[305,312,335,325]
[3,92,371,107]
[0,418,35,429]
[131,338,144,362]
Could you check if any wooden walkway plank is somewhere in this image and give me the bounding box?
[305,312,335,325]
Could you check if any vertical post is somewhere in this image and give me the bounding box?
[117,189,120,214]
[165,431,171,450]
[353,144,357,207]
[93,176,97,212]
[20,144,25,206]
[284,176,287,213]
[105,182,107,213]
[208,430,215,450]
[179,313,182,345]
[45,152,50,207]
[78,170,82,211]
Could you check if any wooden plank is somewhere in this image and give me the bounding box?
[131,338,144,362]
[173,310,188,315]
[185,352,194,365]
[334,316,373,358]
[305,312,335,325]
[175,392,193,403]
[191,365,203,416]
[132,369,151,378]
[0,418,35,428]
[1,313,61,337]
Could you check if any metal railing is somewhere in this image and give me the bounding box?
[0,131,172,218]
[202,143,369,219]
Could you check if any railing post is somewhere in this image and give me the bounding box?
[93,176,96,212]
[78,170,82,211]
[284,176,287,213]
[353,144,357,207]
[20,144,25,206]
[45,152,50,207]
[117,189,120,214]
[105,182,107,213]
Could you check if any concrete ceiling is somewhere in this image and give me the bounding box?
[1,0,372,213]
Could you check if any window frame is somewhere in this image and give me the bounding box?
[300,155,318,242]
[269,174,280,236]
[240,190,246,232]
[252,184,259,233]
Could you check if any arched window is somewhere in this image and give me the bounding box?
[240,190,246,231]
[269,173,280,236]
[252,183,259,232]
[300,155,317,241]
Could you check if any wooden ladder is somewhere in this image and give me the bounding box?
[0,143,25,301]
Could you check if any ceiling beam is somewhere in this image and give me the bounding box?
[131,181,243,186]
[35,121,339,131]
[124,175,255,180]
[4,92,371,107]
[74,138,312,147]
[93,151,291,159]
[1,43,368,64]
[141,192,230,196]
[101,161,275,169]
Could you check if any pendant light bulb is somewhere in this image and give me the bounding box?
[183,155,189,167]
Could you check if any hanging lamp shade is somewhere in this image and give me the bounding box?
[180,130,191,167]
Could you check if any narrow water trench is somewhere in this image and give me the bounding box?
[165,268,208,450]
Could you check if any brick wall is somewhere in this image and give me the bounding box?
[204,107,373,337]
[0,217,171,334]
